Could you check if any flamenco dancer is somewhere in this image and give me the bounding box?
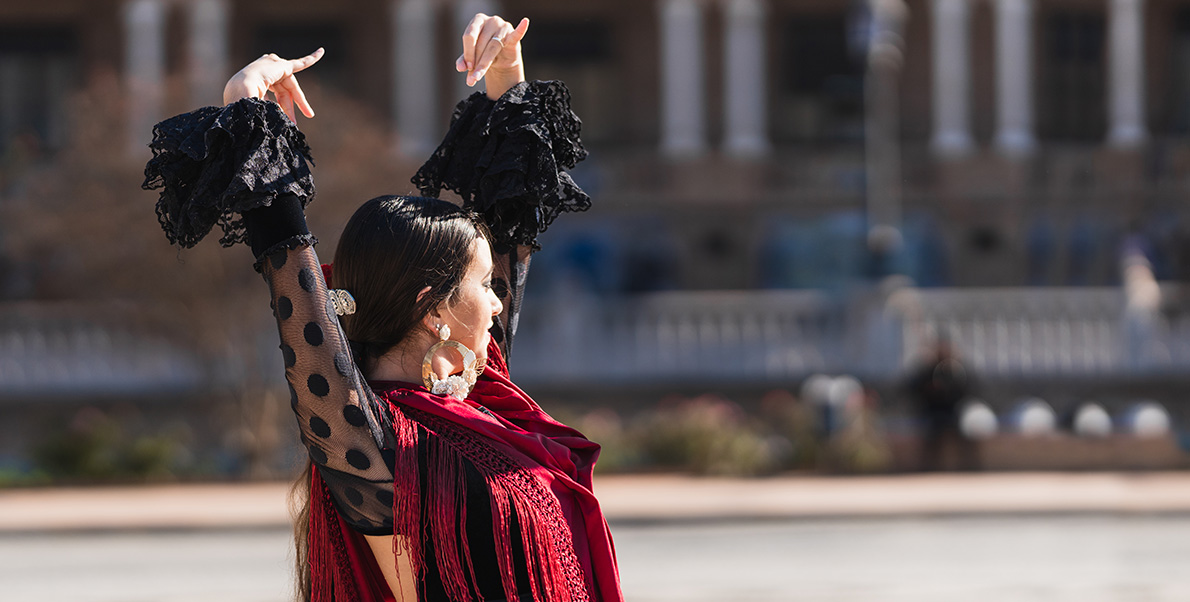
[143,13,622,602]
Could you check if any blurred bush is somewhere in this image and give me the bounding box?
[556,387,894,477]
[634,395,779,476]
[30,406,187,483]
[570,408,639,474]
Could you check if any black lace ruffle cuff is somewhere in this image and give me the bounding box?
[142,97,316,248]
[412,80,590,254]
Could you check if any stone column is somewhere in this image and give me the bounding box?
[930,0,974,157]
[1107,0,1147,148]
[723,0,769,158]
[187,0,229,107]
[454,0,501,101]
[994,0,1036,156]
[0,57,21,146]
[124,0,167,155]
[393,0,439,157]
[660,0,707,158]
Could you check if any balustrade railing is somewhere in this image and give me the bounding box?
[511,284,1190,385]
[3,284,1188,396]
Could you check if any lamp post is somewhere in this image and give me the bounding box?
[852,0,909,279]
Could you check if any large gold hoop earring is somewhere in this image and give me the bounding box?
[422,336,478,400]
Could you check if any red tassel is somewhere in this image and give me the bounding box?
[426,439,475,602]
[487,480,522,602]
[308,466,362,602]
[308,467,334,602]
[390,406,424,596]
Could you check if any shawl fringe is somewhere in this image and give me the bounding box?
[382,400,589,602]
[309,466,363,602]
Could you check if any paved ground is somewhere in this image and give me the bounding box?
[3,472,1190,601]
[3,515,1189,601]
[1,472,1190,532]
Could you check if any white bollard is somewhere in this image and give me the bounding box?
[1072,402,1113,438]
[1121,400,1171,437]
[1009,397,1056,436]
[959,400,998,439]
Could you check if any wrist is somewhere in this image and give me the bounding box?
[222,74,259,105]
[484,65,525,101]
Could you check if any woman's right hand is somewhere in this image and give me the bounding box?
[222,48,324,122]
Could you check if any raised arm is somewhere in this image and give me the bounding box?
[418,14,591,360]
[144,51,399,534]
[224,53,403,533]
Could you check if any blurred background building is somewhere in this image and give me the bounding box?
[0,0,1188,478]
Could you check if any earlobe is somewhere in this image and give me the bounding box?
[422,307,443,336]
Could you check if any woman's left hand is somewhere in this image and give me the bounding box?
[456,14,529,100]
[223,48,324,122]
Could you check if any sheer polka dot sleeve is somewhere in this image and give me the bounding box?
[261,242,399,534]
[142,99,401,534]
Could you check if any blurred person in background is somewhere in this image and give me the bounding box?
[143,13,622,602]
[906,337,979,471]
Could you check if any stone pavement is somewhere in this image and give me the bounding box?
[1,471,1189,533]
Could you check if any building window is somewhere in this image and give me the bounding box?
[1168,9,1190,134]
[773,15,864,144]
[0,26,78,157]
[522,19,615,143]
[1041,13,1106,142]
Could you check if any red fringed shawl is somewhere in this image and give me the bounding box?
[307,337,623,602]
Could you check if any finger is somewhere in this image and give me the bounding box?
[456,54,467,72]
[506,17,529,46]
[273,86,296,122]
[289,47,324,75]
[471,23,513,85]
[280,75,315,118]
[461,14,486,71]
[468,20,509,85]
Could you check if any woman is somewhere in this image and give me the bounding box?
[143,14,622,602]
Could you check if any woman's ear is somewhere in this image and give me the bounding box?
[417,286,441,332]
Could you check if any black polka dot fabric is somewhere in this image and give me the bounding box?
[309,445,328,465]
[262,244,397,533]
[307,374,330,397]
[298,267,317,292]
[343,404,366,427]
[277,296,293,319]
[304,322,323,346]
[310,415,331,438]
[281,343,296,368]
[346,449,371,470]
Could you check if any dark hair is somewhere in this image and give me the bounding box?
[294,195,487,600]
[332,195,488,376]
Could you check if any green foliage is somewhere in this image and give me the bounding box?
[571,408,640,474]
[30,407,183,483]
[633,395,782,476]
[562,388,892,477]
